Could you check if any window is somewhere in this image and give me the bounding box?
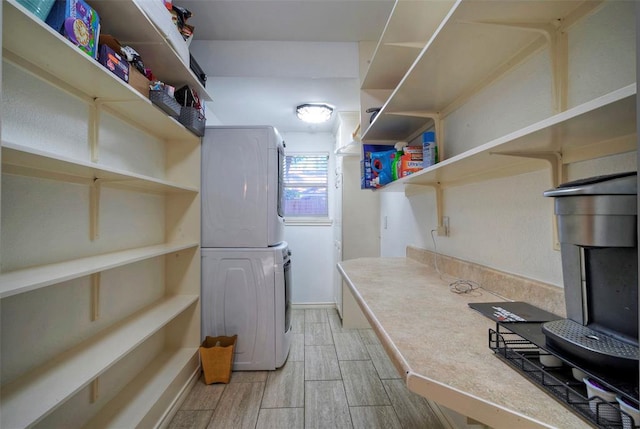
[283,153,329,217]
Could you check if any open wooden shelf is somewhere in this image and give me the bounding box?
[361,0,456,91]
[0,295,198,429]
[86,347,199,429]
[362,0,592,142]
[90,0,210,101]
[0,242,199,299]
[2,142,199,194]
[379,84,636,191]
[2,0,205,141]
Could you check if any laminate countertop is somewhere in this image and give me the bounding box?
[337,257,588,429]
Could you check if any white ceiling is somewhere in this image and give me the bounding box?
[179,0,395,133]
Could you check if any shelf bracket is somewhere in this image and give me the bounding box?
[493,151,563,250]
[91,272,101,321]
[89,178,102,241]
[386,111,445,160]
[495,151,563,189]
[405,182,447,237]
[91,377,100,403]
[457,20,568,113]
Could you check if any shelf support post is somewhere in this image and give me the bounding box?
[89,99,102,163]
[89,178,102,241]
[91,272,101,321]
[493,151,563,250]
[91,377,100,403]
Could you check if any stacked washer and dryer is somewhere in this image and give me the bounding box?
[201,126,292,370]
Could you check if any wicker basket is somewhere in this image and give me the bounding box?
[178,105,206,136]
[149,90,181,117]
[200,335,237,384]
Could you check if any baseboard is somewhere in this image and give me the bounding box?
[156,365,201,429]
[291,302,337,310]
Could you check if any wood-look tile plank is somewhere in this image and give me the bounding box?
[340,361,390,406]
[289,333,305,361]
[383,379,446,429]
[305,345,341,381]
[180,377,226,410]
[168,410,213,429]
[349,406,402,429]
[261,360,304,408]
[230,371,268,383]
[334,331,369,361]
[256,408,304,429]
[305,380,353,429]
[366,344,402,380]
[305,322,334,346]
[358,329,381,345]
[291,309,305,334]
[305,308,328,324]
[207,382,264,429]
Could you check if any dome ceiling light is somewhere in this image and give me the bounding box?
[296,103,334,123]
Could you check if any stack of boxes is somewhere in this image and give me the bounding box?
[361,131,437,189]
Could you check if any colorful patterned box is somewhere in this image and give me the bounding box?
[46,0,100,59]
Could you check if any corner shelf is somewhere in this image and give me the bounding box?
[0,294,199,429]
[362,0,597,142]
[361,0,456,91]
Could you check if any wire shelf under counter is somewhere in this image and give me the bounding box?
[489,324,638,429]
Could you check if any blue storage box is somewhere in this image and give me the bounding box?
[17,0,55,21]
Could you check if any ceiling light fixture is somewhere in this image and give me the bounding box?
[296,103,334,123]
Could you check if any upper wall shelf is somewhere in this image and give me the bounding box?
[381,84,636,191]
[361,0,456,91]
[362,0,591,142]
[88,0,210,100]
[2,0,210,131]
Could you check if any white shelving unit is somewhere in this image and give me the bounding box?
[361,0,604,143]
[1,0,203,427]
[359,0,636,194]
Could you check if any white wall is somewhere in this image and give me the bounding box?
[379,2,637,287]
[282,131,337,304]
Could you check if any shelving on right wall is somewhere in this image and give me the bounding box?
[359,0,636,194]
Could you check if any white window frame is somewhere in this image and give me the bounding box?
[283,152,331,225]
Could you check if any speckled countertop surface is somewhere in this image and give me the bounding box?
[338,257,588,429]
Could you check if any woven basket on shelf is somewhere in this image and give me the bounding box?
[199,335,237,384]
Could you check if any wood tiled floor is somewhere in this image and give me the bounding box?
[169,308,445,429]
